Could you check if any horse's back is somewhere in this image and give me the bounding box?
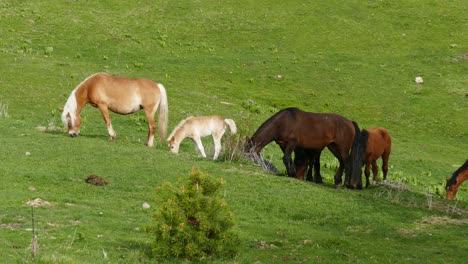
[82,73,162,112]
[296,111,355,146]
[188,115,225,136]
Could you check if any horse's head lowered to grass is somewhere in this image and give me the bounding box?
[446,160,468,200]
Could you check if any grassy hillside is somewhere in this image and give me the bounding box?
[0,0,467,263]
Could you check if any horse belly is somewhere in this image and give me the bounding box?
[108,95,142,114]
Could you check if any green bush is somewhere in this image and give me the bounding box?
[148,169,239,260]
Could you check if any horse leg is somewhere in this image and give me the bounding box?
[294,149,307,180]
[305,155,313,182]
[97,105,116,141]
[193,136,207,158]
[144,108,157,147]
[364,161,371,188]
[313,151,323,184]
[382,153,389,181]
[304,151,315,182]
[372,160,379,184]
[282,143,297,177]
[212,134,222,160]
[327,144,345,187]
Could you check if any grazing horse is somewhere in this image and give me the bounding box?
[167,115,237,160]
[446,160,468,200]
[61,73,168,147]
[293,149,322,183]
[245,107,367,189]
[362,127,392,187]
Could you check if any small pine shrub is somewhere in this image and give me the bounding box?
[148,169,239,260]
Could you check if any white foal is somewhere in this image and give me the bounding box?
[167,115,237,160]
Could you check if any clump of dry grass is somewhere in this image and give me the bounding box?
[0,101,8,118]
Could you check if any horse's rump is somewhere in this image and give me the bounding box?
[365,127,391,159]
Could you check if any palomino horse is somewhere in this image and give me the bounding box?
[446,160,468,200]
[245,107,367,189]
[362,127,392,187]
[167,115,237,160]
[61,73,168,147]
[293,148,322,183]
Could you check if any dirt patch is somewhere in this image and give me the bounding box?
[431,202,468,216]
[34,125,62,132]
[26,198,51,207]
[421,215,468,225]
[453,53,468,62]
[257,240,278,249]
[0,223,22,229]
[398,228,417,237]
[85,174,108,186]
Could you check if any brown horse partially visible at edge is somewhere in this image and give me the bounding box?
[362,127,392,187]
[61,72,169,147]
[245,107,367,189]
[446,160,468,200]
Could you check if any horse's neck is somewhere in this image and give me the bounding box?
[250,128,276,153]
[173,126,188,144]
[457,170,468,186]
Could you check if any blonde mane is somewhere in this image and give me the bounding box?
[167,116,193,141]
[61,73,101,128]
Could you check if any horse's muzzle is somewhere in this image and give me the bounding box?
[69,132,78,138]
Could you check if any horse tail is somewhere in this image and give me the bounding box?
[156,83,169,143]
[348,121,368,189]
[382,128,392,154]
[224,119,237,134]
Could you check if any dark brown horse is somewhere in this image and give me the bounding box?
[245,108,367,189]
[361,127,392,187]
[446,160,468,200]
[293,148,322,183]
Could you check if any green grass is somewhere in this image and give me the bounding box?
[1,0,467,263]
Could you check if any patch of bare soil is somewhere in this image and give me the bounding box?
[85,174,108,186]
[398,214,468,237]
[431,202,468,216]
[26,198,51,207]
[421,215,468,225]
[453,53,468,62]
[0,223,22,229]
